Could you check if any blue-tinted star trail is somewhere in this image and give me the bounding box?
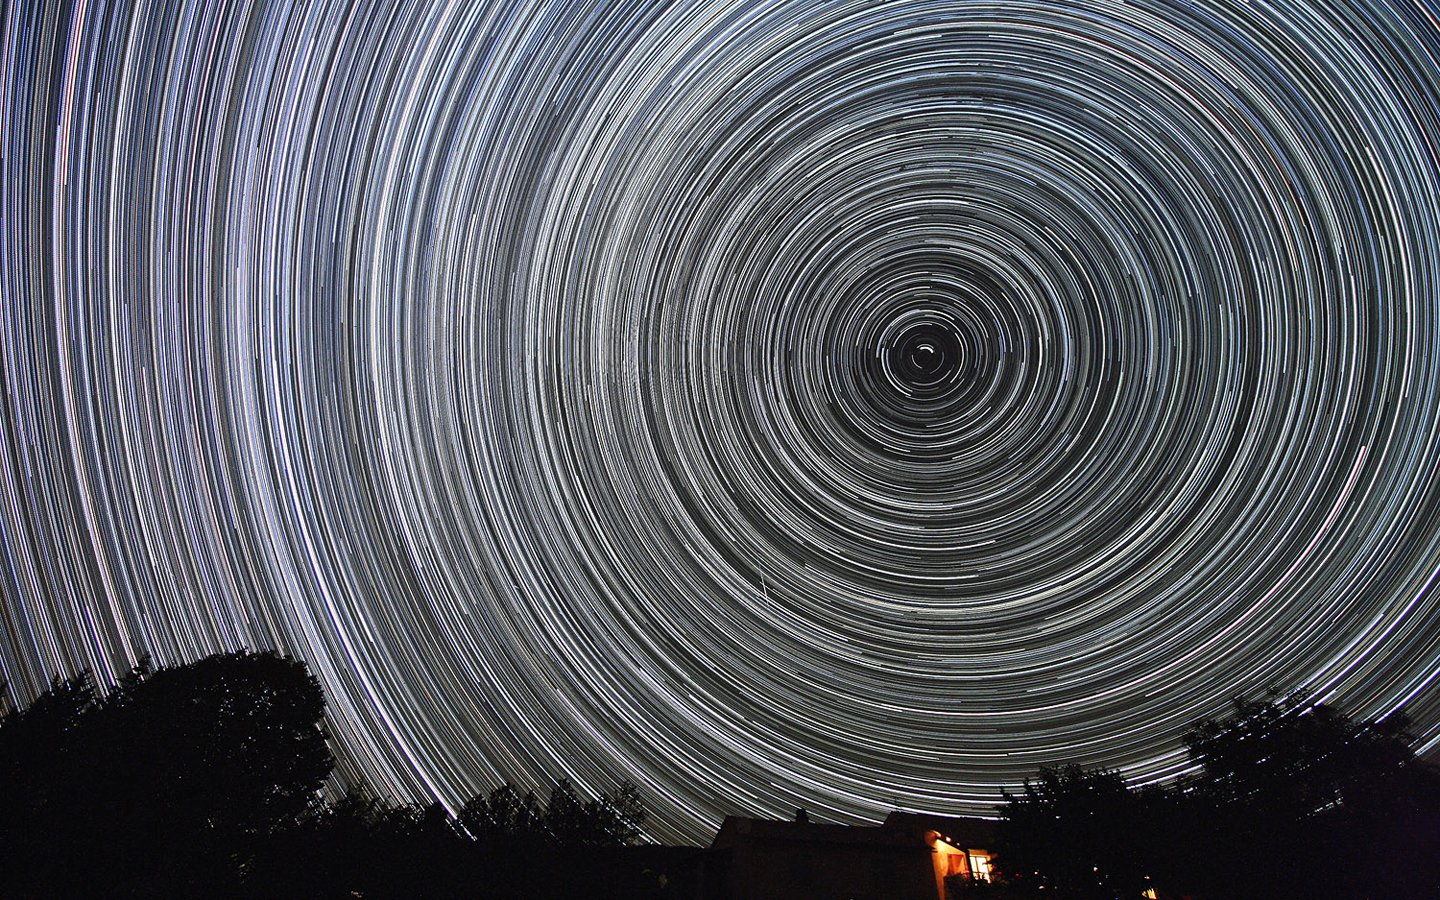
[3,0,1440,844]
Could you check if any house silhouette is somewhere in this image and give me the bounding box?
[694,811,998,900]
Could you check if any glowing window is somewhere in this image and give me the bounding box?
[968,851,992,883]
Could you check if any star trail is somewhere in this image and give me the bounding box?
[4,0,1440,844]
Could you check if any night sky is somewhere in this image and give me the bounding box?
[4,0,1440,845]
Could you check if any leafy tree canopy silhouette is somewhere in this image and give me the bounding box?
[0,650,665,899]
[998,764,1155,899]
[996,692,1440,900]
[0,650,332,897]
[458,777,646,848]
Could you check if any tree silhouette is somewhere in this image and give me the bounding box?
[458,777,646,848]
[996,764,1156,898]
[1170,693,1440,899]
[459,781,546,843]
[0,650,331,897]
[998,693,1440,899]
[107,652,331,833]
[0,651,676,898]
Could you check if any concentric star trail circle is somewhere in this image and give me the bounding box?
[3,0,1440,843]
